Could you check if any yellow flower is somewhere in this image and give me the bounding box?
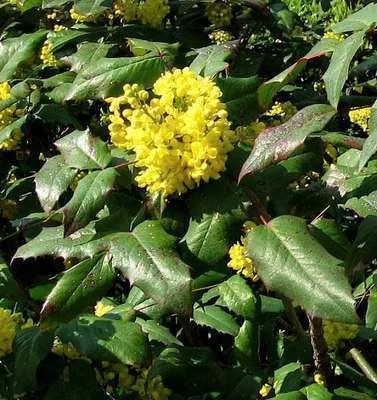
[314,373,325,385]
[323,320,359,350]
[264,101,297,123]
[228,241,257,280]
[69,7,95,22]
[0,308,18,358]
[323,31,345,41]
[8,0,23,7]
[206,1,232,27]
[0,82,23,151]
[138,0,170,27]
[54,24,68,32]
[110,0,169,26]
[40,41,58,67]
[349,107,372,131]
[52,339,83,360]
[106,68,235,196]
[94,302,114,317]
[209,30,233,45]
[259,383,272,397]
[132,369,171,400]
[236,121,265,145]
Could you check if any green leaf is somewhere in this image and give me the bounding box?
[57,315,151,366]
[323,31,365,109]
[42,255,115,322]
[247,215,358,323]
[0,31,46,80]
[184,180,245,265]
[151,347,225,395]
[334,387,375,399]
[273,362,304,394]
[233,320,259,367]
[218,275,258,320]
[332,4,377,33]
[0,255,23,302]
[63,42,113,73]
[54,129,112,170]
[111,220,192,315]
[309,218,351,260]
[73,0,112,16]
[359,101,377,171]
[239,104,335,181]
[65,52,174,101]
[366,289,377,330]
[193,305,240,336]
[190,45,231,77]
[21,0,42,12]
[217,76,261,103]
[42,0,71,7]
[0,116,27,145]
[63,168,118,235]
[136,318,183,346]
[14,328,54,393]
[345,191,377,217]
[35,156,77,213]
[226,375,262,400]
[305,384,333,400]
[272,392,306,400]
[257,51,329,110]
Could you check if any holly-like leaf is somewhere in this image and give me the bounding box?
[0,116,27,145]
[73,0,112,16]
[55,129,111,170]
[239,104,335,181]
[193,305,240,336]
[57,315,151,366]
[218,275,258,320]
[0,31,46,80]
[184,180,245,265]
[42,0,70,7]
[190,45,231,77]
[359,101,377,171]
[14,328,54,393]
[35,156,76,213]
[63,168,118,235]
[136,318,183,346]
[0,255,23,302]
[110,220,192,315]
[332,3,377,33]
[247,215,358,323]
[345,191,377,218]
[65,51,175,101]
[323,31,365,109]
[42,255,116,322]
[366,289,377,331]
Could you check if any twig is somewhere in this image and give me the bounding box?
[307,314,333,386]
[245,189,270,225]
[348,347,377,384]
[282,297,305,337]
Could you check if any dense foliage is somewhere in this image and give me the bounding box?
[1,0,377,399]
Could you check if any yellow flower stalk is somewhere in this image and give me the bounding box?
[107,68,236,196]
[349,107,372,131]
[0,308,18,358]
[40,41,58,67]
[209,30,233,45]
[228,241,257,280]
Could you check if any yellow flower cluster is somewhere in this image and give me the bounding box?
[0,82,23,151]
[95,362,135,394]
[54,24,68,32]
[323,320,359,349]
[109,0,169,27]
[323,31,345,41]
[264,101,297,123]
[209,30,233,45]
[349,107,372,131]
[40,41,58,67]
[94,302,114,317]
[236,121,265,145]
[69,7,96,22]
[259,378,274,397]
[132,369,171,400]
[206,2,232,27]
[228,241,257,280]
[0,308,18,358]
[52,339,83,360]
[107,68,235,196]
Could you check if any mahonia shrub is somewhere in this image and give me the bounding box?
[1,0,377,399]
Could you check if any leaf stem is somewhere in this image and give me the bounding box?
[348,347,377,384]
[245,189,270,225]
[282,297,305,337]
[307,314,333,386]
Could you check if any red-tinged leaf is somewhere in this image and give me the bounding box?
[238,104,335,182]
